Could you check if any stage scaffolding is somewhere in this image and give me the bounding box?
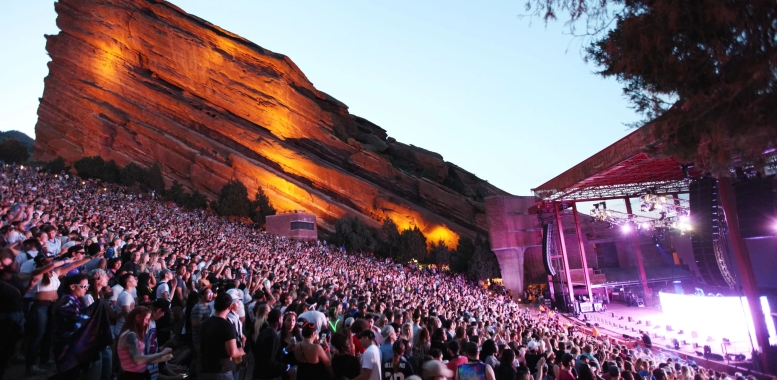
[530,124,774,373]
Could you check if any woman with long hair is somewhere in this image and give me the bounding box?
[280,311,300,347]
[413,326,431,373]
[400,322,414,353]
[117,306,171,379]
[480,339,501,370]
[331,329,360,380]
[25,254,90,376]
[495,348,518,380]
[293,321,334,380]
[253,304,270,341]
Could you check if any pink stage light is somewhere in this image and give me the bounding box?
[621,224,632,233]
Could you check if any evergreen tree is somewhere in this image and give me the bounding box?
[430,239,452,268]
[73,156,106,179]
[215,180,252,217]
[119,162,146,187]
[332,217,376,253]
[250,187,276,226]
[42,157,68,174]
[376,217,401,258]
[0,139,30,164]
[450,236,475,274]
[468,242,501,280]
[526,0,777,173]
[101,160,121,184]
[143,163,166,192]
[164,181,187,204]
[398,226,427,263]
[186,190,209,209]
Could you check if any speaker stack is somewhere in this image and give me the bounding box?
[542,223,557,276]
[689,178,730,287]
[734,178,776,239]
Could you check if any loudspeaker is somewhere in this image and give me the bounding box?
[689,178,730,287]
[735,179,776,238]
[554,293,572,313]
[542,223,557,275]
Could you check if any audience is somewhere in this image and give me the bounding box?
[0,164,760,380]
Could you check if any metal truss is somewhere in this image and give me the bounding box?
[534,179,692,202]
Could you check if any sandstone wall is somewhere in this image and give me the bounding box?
[33,0,509,244]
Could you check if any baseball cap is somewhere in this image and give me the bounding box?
[226,289,241,304]
[358,330,375,340]
[344,317,355,328]
[381,325,395,339]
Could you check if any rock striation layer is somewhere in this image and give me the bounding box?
[34,0,509,244]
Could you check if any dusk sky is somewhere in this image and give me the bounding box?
[0,0,640,195]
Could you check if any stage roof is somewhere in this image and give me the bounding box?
[532,125,701,201]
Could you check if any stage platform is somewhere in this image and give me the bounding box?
[582,303,754,360]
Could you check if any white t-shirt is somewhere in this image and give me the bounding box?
[7,230,24,245]
[156,282,170,300]
[35,271,60,293]
[110,284,125,303]
[114,290,136,336]
[361,344,382,380]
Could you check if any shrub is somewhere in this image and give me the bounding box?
[119,162,147,187]
[73,156,106,179]
[42,157,69,174]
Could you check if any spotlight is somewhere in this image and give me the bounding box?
[622,224,632,233]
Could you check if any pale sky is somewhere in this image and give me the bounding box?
[0,0,639,195]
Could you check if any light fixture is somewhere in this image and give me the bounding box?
[622,224,632,233]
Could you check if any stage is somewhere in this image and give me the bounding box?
[581,302,758,360]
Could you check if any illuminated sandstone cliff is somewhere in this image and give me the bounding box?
[34,0,508,244]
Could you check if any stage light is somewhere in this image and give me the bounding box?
[622,225,632,233]
[641,222,651,230]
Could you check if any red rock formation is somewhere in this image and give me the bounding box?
[33,0,509,245]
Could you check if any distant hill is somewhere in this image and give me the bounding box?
[0,131,34,153]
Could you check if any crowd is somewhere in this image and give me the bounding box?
[0,163,760,380]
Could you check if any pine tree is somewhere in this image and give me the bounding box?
[215,180,252,217]
[250,187,276,226]
[73,156,106,179]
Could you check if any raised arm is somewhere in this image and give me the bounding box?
[121,332,171,364]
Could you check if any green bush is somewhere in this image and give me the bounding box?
[42,157,69,174]
[119,163,147,187]
[73,156,106,179]
[101,160,121,183]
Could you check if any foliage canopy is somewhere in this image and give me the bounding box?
[525,0,777,173]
